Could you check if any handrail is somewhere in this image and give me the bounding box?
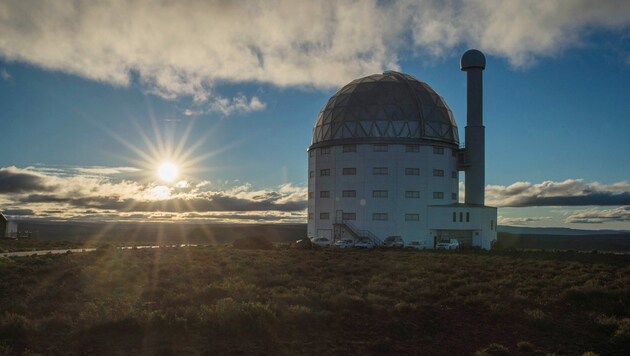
[334,219,383,246]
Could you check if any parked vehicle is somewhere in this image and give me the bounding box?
[354,238,375,249]
[295,238,313,249]
[334,239,354,249]
[406,240,426,250]
[311,237,332,247]
[435,239,460,250]
[383,236,404,248]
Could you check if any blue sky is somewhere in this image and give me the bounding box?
[1,0,630,229]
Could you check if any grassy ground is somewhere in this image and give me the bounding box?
[0,247,629,355]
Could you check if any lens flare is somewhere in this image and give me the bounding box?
[158,162,178,182]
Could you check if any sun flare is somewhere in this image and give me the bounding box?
[158,162,178,183]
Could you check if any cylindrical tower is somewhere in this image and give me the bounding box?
[461,49,486,205]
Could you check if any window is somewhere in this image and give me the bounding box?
[433,169,444,177]
[320,212,329,220]
[342,190,356,198]
[405,191,420,198]
[452,171,458,178]
[433,146,444,155]
[459,212,463,222]
[309,150,315,157]
[452,149,457,157]
[342,167,356,175]
[320,191,330,198]
[342,212,356,220]
[490,220,494,230]
[373,144,388,152]
[466,212,470,222]
[405,168,420,176]
[452,212,457,222]
[372,213,388,221]
[320,169,330,176]
[308,213,313,220]
[406,145,419,152]
[320,147,330,155]
[373,167,388,175]
[451,193,457,200]
[405,214,420,221]
[308,192,314,199]
[372,190,388,198]
[343,144,356,153]
[309,171,314,178]
[433,191,444,199]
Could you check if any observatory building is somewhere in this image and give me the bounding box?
[307,50,497,249]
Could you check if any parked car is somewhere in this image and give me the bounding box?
[295,238,313,249]
[435,239,460,250]
[406,240,426,250]
[383,236,404,248]
[334,239,354,249]
[311,237,332,247]
[354,238,375,249]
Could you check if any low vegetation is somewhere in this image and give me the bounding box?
[0,247,628,355]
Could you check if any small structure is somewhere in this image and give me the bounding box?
[0,213,18,239]
[0,213,6,238]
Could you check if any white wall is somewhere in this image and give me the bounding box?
[308,142,459,246]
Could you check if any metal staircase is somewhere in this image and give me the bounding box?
[333,219,383,246]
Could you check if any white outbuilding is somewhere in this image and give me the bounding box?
[307,50,497,249]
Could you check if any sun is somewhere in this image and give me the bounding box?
[158,162,179,183]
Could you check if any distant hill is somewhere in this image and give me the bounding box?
[498,225,630,235]
[15,220,307,245]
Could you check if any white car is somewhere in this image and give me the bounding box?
[311,237,332,247]
[435,239,460,250]
[354,239,375,249]
[406,241,426,250]
[383,236,404,248]
[334,239,354,249]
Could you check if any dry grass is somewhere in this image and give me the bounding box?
[0,247,629,355]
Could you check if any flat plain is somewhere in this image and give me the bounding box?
[0,246,629,355]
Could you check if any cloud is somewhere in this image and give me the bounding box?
[1,0,628,101]
[486,179,630,207]
[565,206,630,224]
[0,68,10,80]
[73,166,141,175]
[498,216,551,226]
[1,208,34,216]
[0,165,306,223]
[207,94,267,116]
[0,167,54,193]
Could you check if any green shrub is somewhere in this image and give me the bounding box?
[517,341,535,353]
[475,343,510,356]
[232,236,273,250]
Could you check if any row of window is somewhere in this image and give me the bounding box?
[310,168,456,177]
[308,212,420,221]
[310,145,453,156]
[309,190,457,200]
[310,191,457,200]
[453,211,470,223]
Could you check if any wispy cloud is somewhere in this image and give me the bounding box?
[486,179,630,207]
[1,0,628,102]
[498,216,551,226]
[207,94,266,116]
[0,68,10,80]
[565,206,630,224]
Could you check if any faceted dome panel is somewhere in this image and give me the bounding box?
[311,71,459,146]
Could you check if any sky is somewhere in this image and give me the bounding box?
[1,0,630,229]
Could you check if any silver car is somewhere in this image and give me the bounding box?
[311,237,332,247]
